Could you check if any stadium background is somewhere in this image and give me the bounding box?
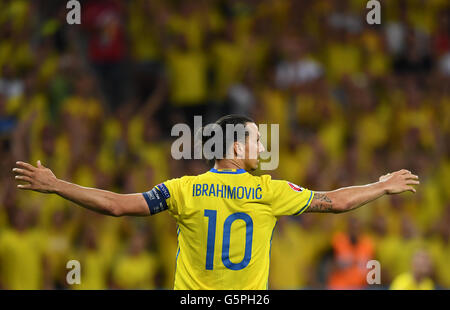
[0,0,449,289]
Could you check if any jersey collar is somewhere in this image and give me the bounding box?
[209,168,247,174]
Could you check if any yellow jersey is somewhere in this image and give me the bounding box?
[390,272,435,290]
[142,168,314,290]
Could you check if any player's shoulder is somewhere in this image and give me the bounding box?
[250,174,286,187]
[245,174,275,194]
[257,175,309,195]
[250,173,273,184]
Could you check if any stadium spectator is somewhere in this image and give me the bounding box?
[0,207,46,289]
[390,249,435,290]
[82,0,128,112]
[111,229,158,289]
[327,216,375,289]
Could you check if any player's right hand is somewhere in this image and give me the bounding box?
[378,169,420,194]
[12,160,58,193]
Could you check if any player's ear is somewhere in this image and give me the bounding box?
[258,140,266,153]
[234,141,245,159]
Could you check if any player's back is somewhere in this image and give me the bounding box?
[155,168,314,290]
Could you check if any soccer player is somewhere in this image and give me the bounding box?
[13,115,420,290]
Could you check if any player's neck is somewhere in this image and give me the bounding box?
[214,160,245,171]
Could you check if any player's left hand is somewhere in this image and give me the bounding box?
[378,169,420,194]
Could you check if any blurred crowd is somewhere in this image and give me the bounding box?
[0,0,449,290]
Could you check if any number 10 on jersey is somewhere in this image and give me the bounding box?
[204,210,253,271]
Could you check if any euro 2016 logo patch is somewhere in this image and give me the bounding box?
[288,182,304,192]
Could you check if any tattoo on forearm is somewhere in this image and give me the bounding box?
[305,192,336,213]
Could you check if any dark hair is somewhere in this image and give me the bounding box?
[196,114,255,165]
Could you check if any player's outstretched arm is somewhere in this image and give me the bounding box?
[305,169,420,213]
[12,161,150,217]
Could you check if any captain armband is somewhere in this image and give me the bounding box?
[142,183,171,215]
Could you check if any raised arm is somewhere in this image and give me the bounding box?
[305,169,420,213]
[12,161,150,217]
